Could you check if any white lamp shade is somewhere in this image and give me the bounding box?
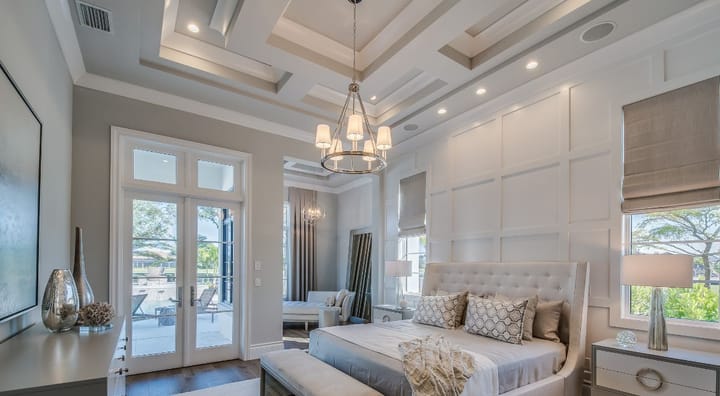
[377,126,392,150]
[362,140,375,161]
[315,124,331,149]
[386,260,412,277]
[330,138,344,160]
[622,254,693,288]
[347,114,364,141]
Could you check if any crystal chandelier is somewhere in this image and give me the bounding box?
[302,206,325,224]
[314,0,392,174]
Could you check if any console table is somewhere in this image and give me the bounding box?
[0,317,127,396]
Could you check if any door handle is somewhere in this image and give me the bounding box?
[168,286,182,307]
[190,286,198,307]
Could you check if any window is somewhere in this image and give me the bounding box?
[626,205,720,323]
[398,234,426,295]
[282,201,290,300]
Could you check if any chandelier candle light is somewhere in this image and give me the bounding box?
[314,0,392,174]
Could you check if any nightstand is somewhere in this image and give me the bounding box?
[372,305,415,323]
[591,338,720,395]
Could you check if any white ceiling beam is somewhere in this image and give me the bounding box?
[45,0,86,83]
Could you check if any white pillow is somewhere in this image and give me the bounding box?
[335,289,348,307]
[324,296,336,306]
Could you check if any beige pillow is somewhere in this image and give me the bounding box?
[335,289,348,307]
[434,290,468,328]
[497,294,538,341]
[464,294,528,345]
[413,294,463,329]
[533,300,563,342]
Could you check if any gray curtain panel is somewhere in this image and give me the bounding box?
[289,187,317,301]
[348,232,372,320]
[622,76,720,212]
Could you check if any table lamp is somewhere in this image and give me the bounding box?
[385,260,412,309]
[622,254,693,351]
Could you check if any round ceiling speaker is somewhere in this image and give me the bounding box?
[403,124,419,131]
[581,21,615,43]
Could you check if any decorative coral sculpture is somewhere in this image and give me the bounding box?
[79,302,115,326]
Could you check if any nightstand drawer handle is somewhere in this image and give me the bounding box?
[635,368,664,391]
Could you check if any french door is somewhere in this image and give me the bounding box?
[126,195,241,373]
[110,127,250,374]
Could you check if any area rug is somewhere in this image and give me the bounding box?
[173,378,259,396]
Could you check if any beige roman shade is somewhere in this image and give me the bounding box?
[622,76,720,213]
[398,172,426,236]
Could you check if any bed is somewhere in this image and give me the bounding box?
[309,261,589,396]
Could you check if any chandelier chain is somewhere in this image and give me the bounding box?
[352,1,357,83]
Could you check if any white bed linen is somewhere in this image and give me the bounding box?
[310,320,566,395]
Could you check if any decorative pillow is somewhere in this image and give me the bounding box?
[324,296,336,307]
[464,295,528,345]
[533,300,563,342]
[335,289,348,307]
[434,290,469,327]
[496,294,538,341]
[413,294,463,329]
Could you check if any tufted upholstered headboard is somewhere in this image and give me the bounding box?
[421,261,589,396]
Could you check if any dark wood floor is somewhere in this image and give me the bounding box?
[126,325,313,396]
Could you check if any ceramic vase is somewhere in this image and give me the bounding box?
[73,227,94,309]
[41,269,79,332]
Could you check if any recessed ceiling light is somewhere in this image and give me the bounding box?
[437,108,447,115]
[370,95,377,101]
[475,87,487,95]
[162,159,169,163]
[187,23,200,33]
[526,60,539,70]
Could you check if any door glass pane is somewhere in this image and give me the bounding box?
[198,160,234,192]
[133,149,177,184]
[196,206,233,348]
[131,199,178,356]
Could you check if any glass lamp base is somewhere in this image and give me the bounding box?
[648,287,668,351]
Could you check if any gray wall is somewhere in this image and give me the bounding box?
[72,86,318,348]
[0,2,73,341]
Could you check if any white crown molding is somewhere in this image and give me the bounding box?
[75,73,314,143]
[45,0,86,83]
[284,174,373,194]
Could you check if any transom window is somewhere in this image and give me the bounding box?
[626,205,720,323]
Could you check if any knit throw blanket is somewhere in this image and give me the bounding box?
[398,335,476,396]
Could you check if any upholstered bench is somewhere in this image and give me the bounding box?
[260,349,381,396]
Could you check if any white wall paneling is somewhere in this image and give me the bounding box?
[452,179,499,235]
[570,152,611,223]
[502,165,560,230]
[450,120,499,185]
[569,229,611,304]
[501,93,564,168]
[429,191,451,238]
[452,237,495,262]
[501,233,560,262]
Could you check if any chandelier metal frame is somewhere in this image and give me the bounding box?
[316,0,390,174]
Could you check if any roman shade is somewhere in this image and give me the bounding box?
[622,76,720,213]
[398,172,426,236]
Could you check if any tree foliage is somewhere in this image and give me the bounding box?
[630,206,720,322]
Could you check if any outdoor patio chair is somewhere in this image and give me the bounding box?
[131,293,148,320]
[197,288,218,322]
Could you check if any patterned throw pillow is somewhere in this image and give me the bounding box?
[464,294,528,344]
[413,294,463,329]
[435,290,469,328]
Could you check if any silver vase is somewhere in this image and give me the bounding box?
[41,269,79,332]
[73,227,94,309]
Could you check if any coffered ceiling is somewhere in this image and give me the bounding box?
[68,0,702,148]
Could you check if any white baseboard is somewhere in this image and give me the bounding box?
[245,341,284,360]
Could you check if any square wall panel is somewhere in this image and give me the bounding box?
[570,59,649,151]
[452,238,494,262]
[429,241,451,262]
[570,153,610,223]
[502,165,559,229]
[451,121,499,179]
[502,93,562,167]
[501,233,559,262]
[570,229,610,300]
[452,180,499,234]
[429,191,451,238]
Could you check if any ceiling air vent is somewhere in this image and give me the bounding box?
[75,1,112,33]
